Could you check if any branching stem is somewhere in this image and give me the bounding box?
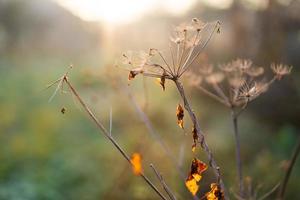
[63,76,168,200]
[278,136,300,199]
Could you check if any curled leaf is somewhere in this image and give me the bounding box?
[185,158,208,196]
[185,176,199,196]
[159,73,166,91]
[176,104,184,129]
[61,107,66,114]
[130,153,143,175]
[190,158,207,176]
[192,125,198,152]
[128,67,144,81]
[206,183,224,200]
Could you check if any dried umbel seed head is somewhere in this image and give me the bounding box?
[271,63,292,80]
[187,73,203,87]
[236,82,259,101]
[239,59,252,71]
[191,18,205,32]
[228,76,246,88]
[199,64,214,75]
[245,66,264,77]
[218,63,236,73]
[205,72,224,85]
[122,18,220,82]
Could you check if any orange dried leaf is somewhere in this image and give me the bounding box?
[159,75,166,91]
[191,158,207,176]
[206,183,224,200]
[185,158,208,196]
[185,175,199,196]
[130,153,142,175]
[176,104,184,129]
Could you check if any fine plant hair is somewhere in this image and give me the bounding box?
[187,58,292,198]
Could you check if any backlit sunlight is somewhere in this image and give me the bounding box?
[55,0,196,25]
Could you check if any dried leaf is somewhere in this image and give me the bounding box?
[206,183,224,200]
[61,107,66,114]
[185,175,199,196]
[185,158,208,196]
[159,75,166,91]
[176,104,184,129]
[128,68,144,81]
[130,153,142,175]
[128,70,138,80]
[191,158,207,176]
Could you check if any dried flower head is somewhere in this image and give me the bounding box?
[121,18,221,86]
[205,72,225,84]
[189,58,292,108]
[271,63,292,80]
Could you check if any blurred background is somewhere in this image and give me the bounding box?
[0,0,299,199]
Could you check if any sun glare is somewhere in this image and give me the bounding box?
[55,0,196,25]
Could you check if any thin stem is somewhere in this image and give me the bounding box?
[196,85,230,107]
[179,21,220,77]
[63,76,168,200]
[177,31,187,74]
[158,51,174,76]
[231,110,244,197]
[212,83,230,106]
[150,164,177,200]
[258,183,280,200]
[278,136,300,199]
[169,45,176,74]
[174,79,228,199]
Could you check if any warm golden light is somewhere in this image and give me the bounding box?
[55,0,196,25]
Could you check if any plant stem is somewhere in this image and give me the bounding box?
[278,136,300,199]
[174,80,228,199]
[150,164,177,200]
[231,110,244,197]
[63,76,168,200]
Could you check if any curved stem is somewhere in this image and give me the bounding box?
[278,136,300,199]
[174,79,228,199]
[64,76,168,200]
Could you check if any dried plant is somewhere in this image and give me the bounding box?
[120,18,228,199]
[47,68,174,200]
[46,17,296,200]
[187,59,292,197]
